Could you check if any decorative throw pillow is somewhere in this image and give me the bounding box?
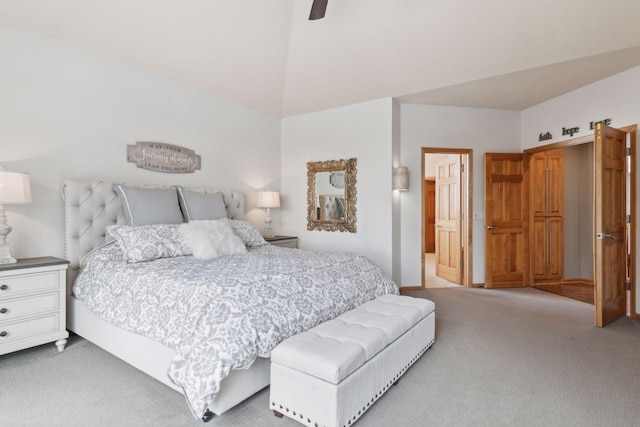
[181,220,248,259]
[176,187,228,222]
[112,184,183,226]
[107,224,192,263]
[222,219,268,247]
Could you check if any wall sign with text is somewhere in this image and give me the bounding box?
[538,118,612,142]
[127,142,201,173]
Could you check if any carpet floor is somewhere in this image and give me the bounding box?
[1,287,639,427]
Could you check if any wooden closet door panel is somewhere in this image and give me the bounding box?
[531,153,547,216]
[547,151,564,217]
[532,217,547,280]
[547,217,563,279]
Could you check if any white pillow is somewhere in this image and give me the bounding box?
[222,219,268,247]
[107,224,192,263]
[181,220,247,259]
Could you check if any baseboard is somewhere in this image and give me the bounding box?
[400,286,423,292]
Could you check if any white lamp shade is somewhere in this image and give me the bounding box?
[393,167,409,191]
[0,170,32,204]
[256,191,280,208]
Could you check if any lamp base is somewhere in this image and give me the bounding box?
[0,242,17,264]
[264,207,275,238]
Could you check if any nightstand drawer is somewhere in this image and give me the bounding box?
[0,292,59,321]
[265,236,298,248]
[273,239,298,248]
[0,313,60,345]
[0,271,59,298]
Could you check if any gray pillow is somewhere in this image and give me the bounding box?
[177,187,228,222]
[112,184,183,226]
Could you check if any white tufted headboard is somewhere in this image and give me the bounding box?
[319,195,345,220]
[62,180,245,275]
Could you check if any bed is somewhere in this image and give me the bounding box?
[62,180,398,420]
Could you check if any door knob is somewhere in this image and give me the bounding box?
[596,233,615,240]
[487,226,499,230]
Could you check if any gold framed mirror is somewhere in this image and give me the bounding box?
[307,158,357,233]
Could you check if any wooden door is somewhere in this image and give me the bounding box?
[424,179,436,253]
[484,153,528,288]
[435,157,462,284]
[594,124,627,326]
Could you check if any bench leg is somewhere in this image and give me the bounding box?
[273,410,284,418]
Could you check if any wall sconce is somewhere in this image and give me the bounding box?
[256,190,280,238]
[393,167,409,191]
[0,168,32,264]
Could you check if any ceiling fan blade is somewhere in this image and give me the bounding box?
[309,0,328,20]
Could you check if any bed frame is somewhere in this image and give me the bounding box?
[62,180,270,418]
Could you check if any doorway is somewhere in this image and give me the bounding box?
[485,124,637,325]
[422,148,473,288]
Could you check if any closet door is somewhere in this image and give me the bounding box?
[594,124,627,326]
[484,153,528,288]
[530,151,563,282]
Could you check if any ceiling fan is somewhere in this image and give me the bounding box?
[309,0,328,20]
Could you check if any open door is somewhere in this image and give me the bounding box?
[594,123,627,327]
[484,153,528,288]
[424,178,436,253]
[435,156,462,284]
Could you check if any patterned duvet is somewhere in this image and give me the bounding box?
[73,242,398,418]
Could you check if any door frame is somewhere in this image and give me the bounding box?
[524,125,637,320]
[421,147,473,288]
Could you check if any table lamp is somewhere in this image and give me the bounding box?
[256,190,280,238]
[0,169,32,264]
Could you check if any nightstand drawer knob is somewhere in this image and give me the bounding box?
[0,331,7,337]
[0,284,7,291]
[0,308,6,314]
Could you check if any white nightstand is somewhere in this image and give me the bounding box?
[0,257,70,356]
[264,236,298,249]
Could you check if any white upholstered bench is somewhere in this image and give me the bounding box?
[269,294,435,427]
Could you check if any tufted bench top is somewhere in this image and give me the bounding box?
[271,294,435,385]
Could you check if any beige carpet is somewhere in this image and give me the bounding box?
[2,287,639,426]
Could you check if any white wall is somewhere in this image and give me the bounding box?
[0,23,281,260]
[561,144,593,279]
[280,98,394,276]
[400,105,521,286]
[521,65,640,315]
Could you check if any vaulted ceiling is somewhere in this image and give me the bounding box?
[2,0,640,117]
